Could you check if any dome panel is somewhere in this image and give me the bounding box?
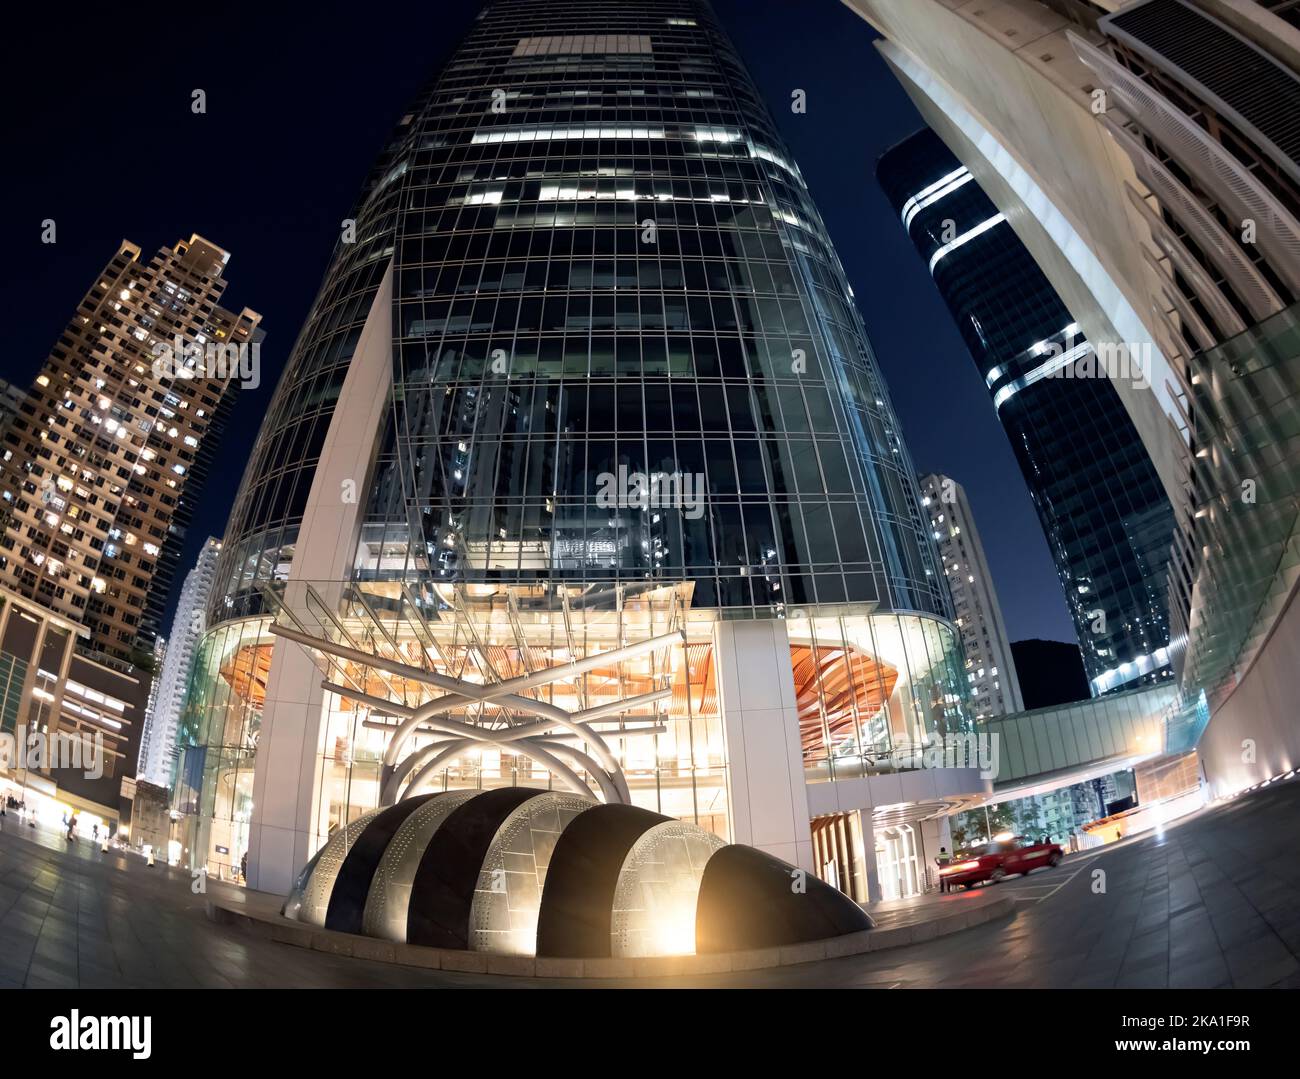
[326,794,443,934]
[694,844,874,953]
[284,807,384,927]
[284,789,876,961]
[362,789,477,942]
[535,802,669,958]
[406,787,542,949]
[468,791,596,955]
[610,821,726,958]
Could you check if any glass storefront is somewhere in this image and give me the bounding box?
[176,577,970,882]
[794,610,973,780]
[876,823,921,901]
[173,618,266,881]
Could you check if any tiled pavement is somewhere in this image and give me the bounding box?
[2,775,1299,988]
[815,776,1300,990]
[0,820,491,989]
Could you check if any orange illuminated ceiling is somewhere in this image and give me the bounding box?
[792,644,897,760]
[222,643,273,709]
[672,642,718,718]
[221,637,893,760]
[222,639,675,716]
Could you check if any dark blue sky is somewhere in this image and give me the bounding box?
[0,0,1074,644]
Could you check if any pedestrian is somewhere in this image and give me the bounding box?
[935,846,952,893]
[66,812,79,842]
[241,851,248,883]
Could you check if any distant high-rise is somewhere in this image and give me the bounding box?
[919,473,1023,717]
[844,0,1192,510]
[137,537,222,788]
[0,236,258,833]
[0,234,259,668]
[882,131,1175,695]
[0,379,25,438]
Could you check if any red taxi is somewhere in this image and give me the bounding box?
[940,834,1064,889]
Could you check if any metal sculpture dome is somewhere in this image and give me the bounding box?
[284,788,872,958]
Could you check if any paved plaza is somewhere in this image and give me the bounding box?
[2,777,1299,988]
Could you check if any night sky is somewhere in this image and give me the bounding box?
[1,0,1074,644]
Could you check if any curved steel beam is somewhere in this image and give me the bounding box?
[283,623,680,808]
[402,737,597,802]
[332,679,633,805]
[271,622,674,780]
[400,740,479,798]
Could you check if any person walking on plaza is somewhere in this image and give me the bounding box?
[66,812,79,842]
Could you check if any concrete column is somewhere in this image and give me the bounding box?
[18,616,51,737]
[857,809,883,903]
[712,618,815,874]
[918,815,953,891]
[246,264,394,895]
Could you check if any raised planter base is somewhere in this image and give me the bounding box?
[206,890,1014,980]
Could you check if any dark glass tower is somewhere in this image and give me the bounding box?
[878,128,1175,695]
[216,0,947,623]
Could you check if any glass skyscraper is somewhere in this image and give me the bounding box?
[878,128,1175,695]
[177,0,978,901]
[218,3,945,620]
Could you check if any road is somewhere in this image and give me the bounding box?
[2,775,1298,988]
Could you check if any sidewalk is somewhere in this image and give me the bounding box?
[866,885,1012,930]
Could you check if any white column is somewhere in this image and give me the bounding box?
[918,815,952,891]
[857,809,883,903]
[712,618,814,873]
[246,264,394,895]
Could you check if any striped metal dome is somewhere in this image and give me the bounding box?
[283,788,872,958]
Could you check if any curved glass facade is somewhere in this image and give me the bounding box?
[214,0,946,625]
